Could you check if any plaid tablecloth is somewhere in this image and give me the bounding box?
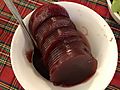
[0,0,120,90]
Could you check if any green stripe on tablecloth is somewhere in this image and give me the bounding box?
[14,0,36,10]
[0,41,11,47]
[0,59,11,67]
[0,8,16,21]
[0,81,18,90]
[0,43,10,52]
[0,24,17,34]
[0,57,10,66]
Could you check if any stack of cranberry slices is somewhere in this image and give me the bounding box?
[29,3,97,87]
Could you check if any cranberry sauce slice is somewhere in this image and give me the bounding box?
[29,4,69,36]
[41,28,79,66]
[48,41,97,86]
[35,16,76,48]
[48,40,91,70]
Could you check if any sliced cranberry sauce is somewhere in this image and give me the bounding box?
[29,3,97,87]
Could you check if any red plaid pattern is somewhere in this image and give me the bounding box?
[0,0,120,90]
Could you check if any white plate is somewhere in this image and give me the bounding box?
[10,2,118,90]
[106,0,120,24]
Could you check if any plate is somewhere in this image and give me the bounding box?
[106,0,120,24]
[10,2,118,90]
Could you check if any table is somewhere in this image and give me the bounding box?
[0,0,120,90]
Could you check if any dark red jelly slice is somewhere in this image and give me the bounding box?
[42,28,79,66]
[48,40,91,70]
[50,55,97,86]
[41,25,76,48]
[42,28,77,54]
[29,5,44,36]
[35,16,76,48]
[29,4,69,36]
[48,41,97,86]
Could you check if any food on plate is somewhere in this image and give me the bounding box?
[29,3,97,87]
[111,0,120,15]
